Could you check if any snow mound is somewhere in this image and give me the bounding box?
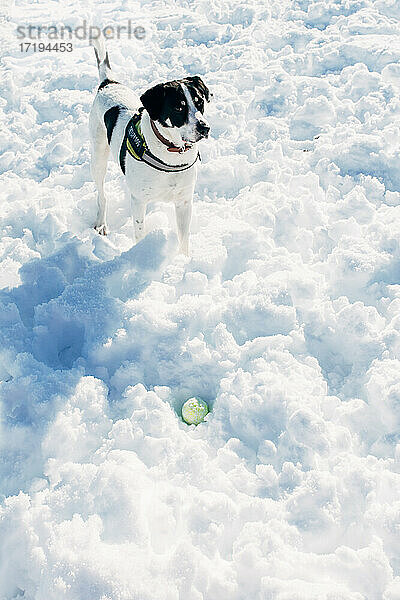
[1,0,400,598]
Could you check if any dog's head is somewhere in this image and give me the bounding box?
[140,76,211,144]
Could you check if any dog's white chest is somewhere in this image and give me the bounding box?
[124,158,197,204]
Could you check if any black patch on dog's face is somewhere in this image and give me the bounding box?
[183,76,211,105]
[162,83,189,127]
[140,76,211,127]
[140,82,186,126]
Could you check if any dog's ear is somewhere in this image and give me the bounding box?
[185,76,211,102]
[140,83,166,120]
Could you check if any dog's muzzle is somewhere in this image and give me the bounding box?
[196,121,210,139]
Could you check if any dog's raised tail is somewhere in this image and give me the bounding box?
[90,33,113,83]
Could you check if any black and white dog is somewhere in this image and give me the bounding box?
[89,35,211,255]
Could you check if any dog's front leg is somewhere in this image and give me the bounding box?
[131,195,147,244]
[175,198,192,256]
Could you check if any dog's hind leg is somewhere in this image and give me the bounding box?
[90,119,110,236]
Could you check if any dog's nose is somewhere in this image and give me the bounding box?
[197,121,210,138]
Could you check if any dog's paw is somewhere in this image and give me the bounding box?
[94,224,108,236]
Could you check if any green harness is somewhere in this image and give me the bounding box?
[119,108,200,174]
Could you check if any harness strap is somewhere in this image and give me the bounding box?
[140,151,200,172]
[119,109,199,174]
[119,109,144,175]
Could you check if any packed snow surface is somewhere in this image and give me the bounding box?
[1,0,400,598]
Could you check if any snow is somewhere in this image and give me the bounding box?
[1,0,400,598]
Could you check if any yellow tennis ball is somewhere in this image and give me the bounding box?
[181,397,209,425]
